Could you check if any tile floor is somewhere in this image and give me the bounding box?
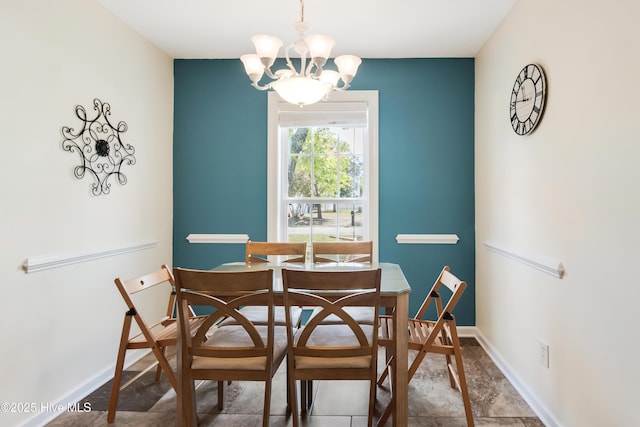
[47,338,543,426]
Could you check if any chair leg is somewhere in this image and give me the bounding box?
[449,329,474,427]
[107,315,132,423]
[308,380,314,409]
[368,378,376,427]
[217,380,224,410]
[155,346,166,382]
[377,349,394,427]
[177,372,197,427]
[289,375,299,427]
[147,343,178,390]
[377,356,392,386]
[300,380,308,415]
[263,379,272,427]
[377,396,393,427]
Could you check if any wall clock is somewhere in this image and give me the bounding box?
[510,63,546,135]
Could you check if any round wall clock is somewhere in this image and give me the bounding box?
[509,63,546,135]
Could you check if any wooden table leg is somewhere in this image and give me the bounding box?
[391,292,409,426]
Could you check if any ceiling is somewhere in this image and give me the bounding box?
[97,0,517,59]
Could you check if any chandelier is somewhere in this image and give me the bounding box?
[240,0,361,106]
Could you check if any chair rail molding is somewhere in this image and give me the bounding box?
[395,234,459,244]
[484,241,565,279]
[23,240,157,274]
[186,234,250,244]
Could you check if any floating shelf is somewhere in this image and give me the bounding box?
[186,234,250,244]
[395,234,459,244]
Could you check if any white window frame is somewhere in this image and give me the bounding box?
[267,90,379,261]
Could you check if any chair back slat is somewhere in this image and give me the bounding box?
[246,241,307,263]
[312,241,372,263]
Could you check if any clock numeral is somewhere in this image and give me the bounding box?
[530,110,539,122]
[526,119,534,131]
[533,105,541,114]
[517,122,524,134]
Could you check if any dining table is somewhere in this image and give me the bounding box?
[211,260,412,426]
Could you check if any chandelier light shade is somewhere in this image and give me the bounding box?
[240,0,361,106]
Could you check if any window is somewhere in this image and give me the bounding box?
[267,91,379,260]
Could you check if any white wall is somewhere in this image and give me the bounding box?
[0,1,174,425]
[475,0,640,426]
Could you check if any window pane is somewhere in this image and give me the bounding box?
[313,154,339,197]
[286,202,365,244]
[288,153,312,197]
[287,203,312,243]
[337,127,364,156]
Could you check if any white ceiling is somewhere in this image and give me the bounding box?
[97,0,517,59]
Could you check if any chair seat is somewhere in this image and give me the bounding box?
[192,325,288,371]
[380,315,455,353]
[128,316,209,348]
[219,306,302,327]
[293,323,374,369]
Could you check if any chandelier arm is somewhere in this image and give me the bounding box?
[251,81,273,91]
[305,61,320,78]
[284,44,303,76]
[333,81,350,91]
[263,67,279,79]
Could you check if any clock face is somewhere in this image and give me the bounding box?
[510,64,546,135]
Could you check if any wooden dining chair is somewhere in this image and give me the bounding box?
[108,265,208,423]
[312,240,373,263]
[377,265,474,427]
[311,240,375,325]
[173,268,288,427]
[246,241,307,263]
[221,241,307,329]
[281,268,382,427]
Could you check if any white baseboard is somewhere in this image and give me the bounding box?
[472,328,560,427]
[20,350,151,427]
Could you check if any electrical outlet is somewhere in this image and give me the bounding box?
[539,341,549,369]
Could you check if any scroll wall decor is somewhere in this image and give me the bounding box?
[61,98,136,195]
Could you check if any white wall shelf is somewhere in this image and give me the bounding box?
[395,234,459,244]
[484,241,565,279]
[186,234,250,244]
[23,240,157,274]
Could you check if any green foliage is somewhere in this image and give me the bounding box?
[287,127,363,198]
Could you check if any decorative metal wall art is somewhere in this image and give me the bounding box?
[61,98,136,195]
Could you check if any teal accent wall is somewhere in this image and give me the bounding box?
[173,58,476,325]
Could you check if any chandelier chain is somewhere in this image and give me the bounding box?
[299,0,305,23]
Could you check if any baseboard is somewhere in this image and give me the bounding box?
[19,350,151,427]
[472,328,561,427]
